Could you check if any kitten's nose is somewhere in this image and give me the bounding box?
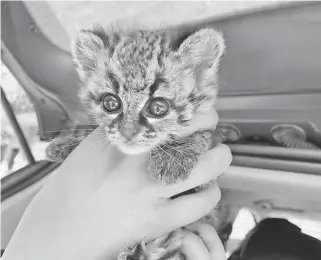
[120,123,139,140]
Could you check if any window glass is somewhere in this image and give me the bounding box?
[1,62,47,178]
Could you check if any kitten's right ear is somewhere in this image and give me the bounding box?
[72,30,105,80]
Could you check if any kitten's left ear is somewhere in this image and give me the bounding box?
[72,29,106,80]
[177,28,225,69]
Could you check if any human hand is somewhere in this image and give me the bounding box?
[2,109,231,260]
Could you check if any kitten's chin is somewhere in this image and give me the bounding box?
[116,142,153,155]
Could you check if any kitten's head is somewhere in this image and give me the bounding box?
[73,25,225,154]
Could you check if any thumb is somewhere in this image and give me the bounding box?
[158,183,221,232]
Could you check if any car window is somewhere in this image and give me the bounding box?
[1,62,48,178]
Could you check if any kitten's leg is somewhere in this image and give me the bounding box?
[148,130,223,185]
[45,126,97,162]
[45,134,86,162]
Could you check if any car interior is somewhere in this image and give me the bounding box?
[1,1,321,258]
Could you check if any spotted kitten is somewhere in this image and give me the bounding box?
[46,25,225,260]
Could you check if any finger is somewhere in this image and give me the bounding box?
[186,222,226,260]
[177,108,219,137]
[179,229,212,260]
[161,144,231,197]
[160,183,221,231]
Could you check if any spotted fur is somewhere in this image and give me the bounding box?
[71,25,225,154]
[46,24,226,260]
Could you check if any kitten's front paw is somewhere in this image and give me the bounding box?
[117,240,148,260]
[45,135,85,162]
[147,131,214,185]
[118,231,185,260]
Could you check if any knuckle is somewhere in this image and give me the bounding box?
[217,144,232,159]
[215,144,232,171]
[199,186,221,214]
[209,185,221,207]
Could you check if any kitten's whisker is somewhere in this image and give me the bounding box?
[158,141,183,155]
[159,140,185,155]
[91,130,108,150]
[159,144,182,158]
[92,140,103,147]
[92,137,104,150]
[109,142,115,155]
[60,136,85,150]
[156,145,184,170]
[160,145,181,170]
[83,64,96,71]
[154,146,169,170]
[103,139,114,157]
[100,137,111,151]
[153,146,162,160]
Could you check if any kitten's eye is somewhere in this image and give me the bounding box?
[102,93,122,113]
[148,98,169,117]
